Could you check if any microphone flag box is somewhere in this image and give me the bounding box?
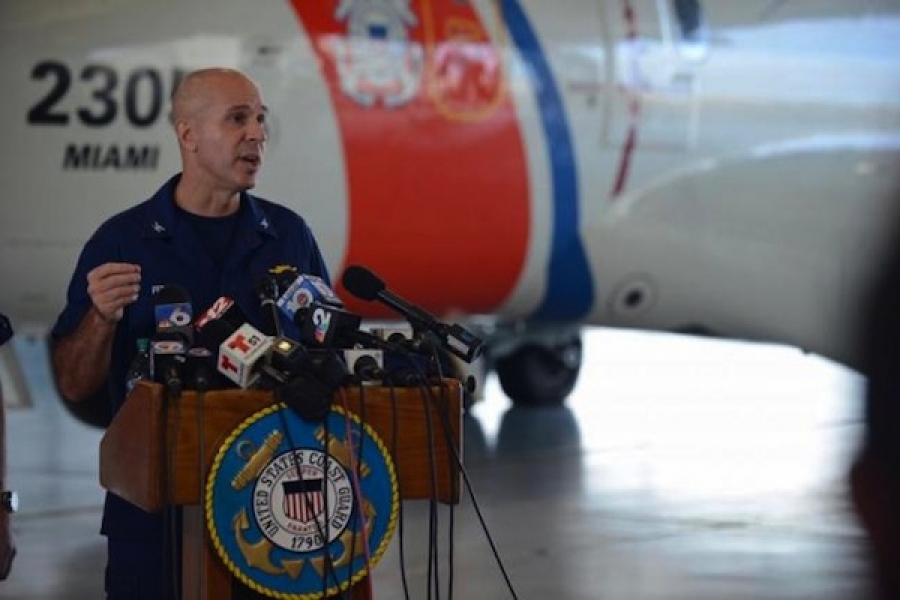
[195,296,236,330]
[343,348,384,371]
[300,303,361,348]
[277,274,343,321]
[154,302,193,331]
[343,348,384,384]
[218,323,272,388]
[307,275,342,306]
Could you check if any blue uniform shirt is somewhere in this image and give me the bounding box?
[51,173,331,541]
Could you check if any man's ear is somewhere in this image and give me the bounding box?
[175,119,197,153]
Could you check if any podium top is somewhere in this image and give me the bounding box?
[100,381,463,512]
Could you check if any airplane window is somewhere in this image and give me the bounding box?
[672,0,704,43]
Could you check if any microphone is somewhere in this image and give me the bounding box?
[217,323,274,388]
[275,348,350,423]
[271,270,377,352]
[194,296,272,388]
[276,272,344,325]
[275,372,334,423]
[152,285,194,395]
[255,275,284,337]
[194,296,247,357]
[341,265,485,363]
[184,346,217,392]
[297,302,363,349]
[151,338,187,397]
[268,335,309,378]
[195,296,245,332]
[152,284,194,346]
[343,349,385,383]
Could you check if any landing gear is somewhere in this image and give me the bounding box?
[493,330,582,407]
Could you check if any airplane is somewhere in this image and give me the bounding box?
[1,0,899,427]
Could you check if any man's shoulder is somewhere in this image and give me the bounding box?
[246,194,310,229]
[93,176,177,239]
[93,196,157,237]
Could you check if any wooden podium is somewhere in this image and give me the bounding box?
[99,380,463,599]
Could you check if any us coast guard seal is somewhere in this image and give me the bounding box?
[206,404,399,599]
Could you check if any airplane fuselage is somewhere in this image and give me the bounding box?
[2,0,900,375]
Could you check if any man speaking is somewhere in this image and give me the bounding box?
[50,68,331,600]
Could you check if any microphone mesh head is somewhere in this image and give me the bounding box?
[153,284,191,304]
[341,265,385,301]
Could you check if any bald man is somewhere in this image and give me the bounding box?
[51,68,331,599]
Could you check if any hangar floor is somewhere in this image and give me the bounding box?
[0,328,875,599]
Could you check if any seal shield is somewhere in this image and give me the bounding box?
[205,403,399,599]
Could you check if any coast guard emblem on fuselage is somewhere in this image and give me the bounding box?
[333,0,424,107]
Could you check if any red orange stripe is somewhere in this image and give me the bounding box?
[288,0,530,317]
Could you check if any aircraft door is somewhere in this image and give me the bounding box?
[604,0,706,175]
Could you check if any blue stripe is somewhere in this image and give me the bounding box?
[501,0,594,321]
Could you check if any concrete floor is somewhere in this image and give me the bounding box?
[0,328,877,599]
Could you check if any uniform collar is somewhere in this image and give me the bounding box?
[141,174,279,240]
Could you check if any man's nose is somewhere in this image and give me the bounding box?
[247,120,267,142]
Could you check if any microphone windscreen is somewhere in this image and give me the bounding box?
[195,297,246,337]
[341,265,384,301]
[277,274,343,323]
[255,276,280,302]
[153,284,193,331]
[217,324,273,388]
[276,374,332,424]
[153,284,190,304]
[299,302,362,348]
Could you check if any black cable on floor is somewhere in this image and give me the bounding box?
[418,359,520,600]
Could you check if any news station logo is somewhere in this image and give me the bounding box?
[195,297,235,329]
[155,302,192,330]
[218,324,272,388]
[311,308,332,344]
[277,278,316,316]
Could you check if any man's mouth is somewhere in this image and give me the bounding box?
[239,154,261,167]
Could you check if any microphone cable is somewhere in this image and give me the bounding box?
[425,382,442,600]
[386,381,412,600]
[423,366,520,600]
[417,353,446,600]
[341,368,414,600]
[427,352,455,600]
[194,379,209,598]
[161,381,185,600]
[395,352,443,600]
[381,346,443,599]
[159,340,188,600]
[274,389,350,599]
[402,346,521,600]
[335,384,375,599]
